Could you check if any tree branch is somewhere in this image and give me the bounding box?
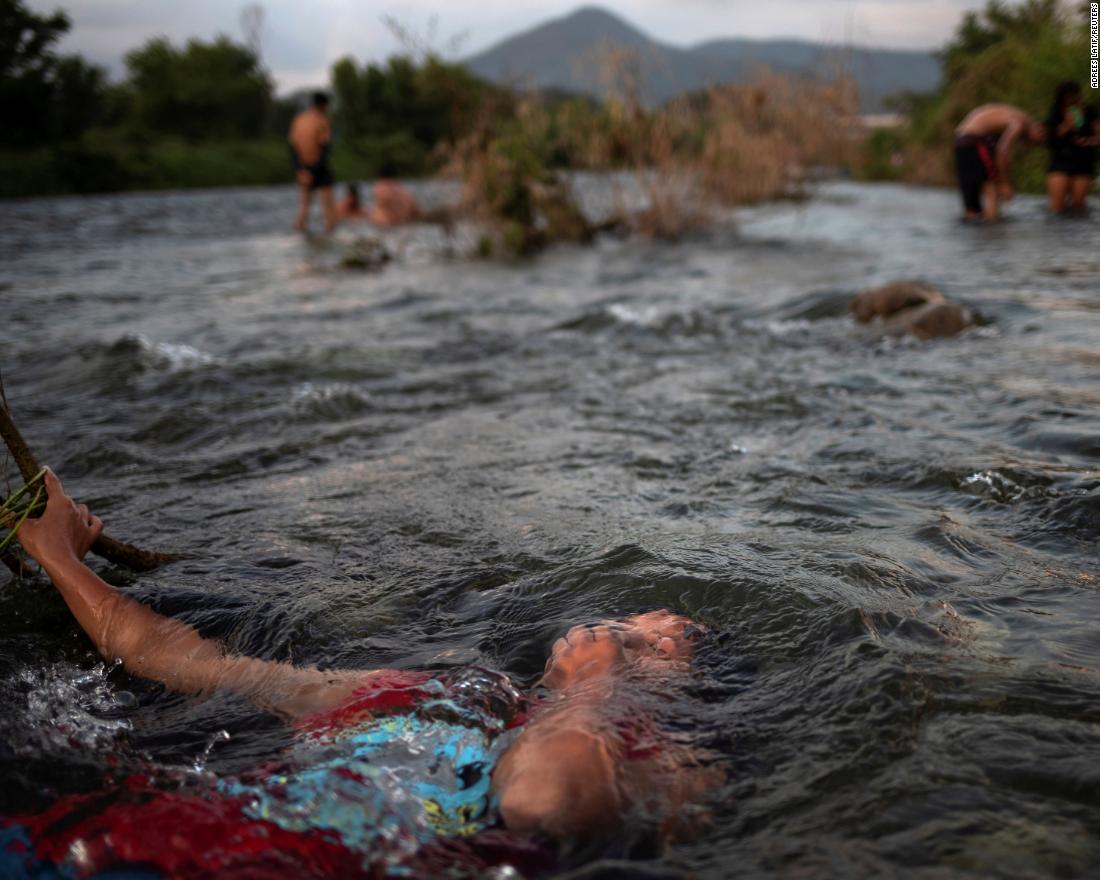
[0,392,180,572]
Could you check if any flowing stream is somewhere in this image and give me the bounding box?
[1,180,1099,877]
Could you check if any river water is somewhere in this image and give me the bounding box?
[1,181,1099,878]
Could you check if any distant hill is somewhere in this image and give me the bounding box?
[465,6,940,112]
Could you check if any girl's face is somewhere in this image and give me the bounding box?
[540,611,705,689]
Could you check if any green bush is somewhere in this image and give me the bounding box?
[337,132,429,181]
[0,133,414,197]
[3,138,280,197]
[861,129,906,181]
[0,149,59,198]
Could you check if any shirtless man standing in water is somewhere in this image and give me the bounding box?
[954,104,1046,222]
[289,92,337,233]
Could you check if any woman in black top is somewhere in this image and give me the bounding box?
[1046,81,1100,214]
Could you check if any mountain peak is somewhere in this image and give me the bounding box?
[564,5,621,18]
[464,4,657,89]
[557,5,634,26]
[464,6,940,111]
[548,5,653,45]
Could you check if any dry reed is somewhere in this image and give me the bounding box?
[445,48,862,250]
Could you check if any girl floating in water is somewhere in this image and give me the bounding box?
[2,469,721,878]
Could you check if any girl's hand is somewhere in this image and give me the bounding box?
[541,624,634,689]
[17,468,102,568]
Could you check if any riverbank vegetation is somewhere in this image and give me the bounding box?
[2,0,860,215]
[450,63,861,254]
[0,0,879,261]
[860,0,1096,192]
[10,0,1090,210]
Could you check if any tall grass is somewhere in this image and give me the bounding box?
[698,73,861,204]
[450,55,861,252]
[0,468,45,556]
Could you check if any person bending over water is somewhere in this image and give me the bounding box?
[954,104,1046,222]
[1046,81,1099,215]
[4,469,719,876]
[289,92,337,233]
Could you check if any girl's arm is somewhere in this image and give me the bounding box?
[18,469,380,719]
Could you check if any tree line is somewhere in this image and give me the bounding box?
[0,0,497,195]
[1,0,277,146]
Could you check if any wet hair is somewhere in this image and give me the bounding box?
[312,91,330,109]
[346,184,360,208]
[376,159,398,179]
[1048,80,1081,128]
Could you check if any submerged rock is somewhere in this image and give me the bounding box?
[905,300,974,340]
[850,281,943,322]
[851,281,973,339]
[341,238,391,270]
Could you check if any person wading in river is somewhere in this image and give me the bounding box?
[289,92,337,233]
[4,469,721,876]
[1045,81,1100,215]
[954,104,1046,222]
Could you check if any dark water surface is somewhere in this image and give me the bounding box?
[1,181,1099,877]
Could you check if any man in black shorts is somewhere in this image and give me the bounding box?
[289,92,337,233]
[954,104,1046,221]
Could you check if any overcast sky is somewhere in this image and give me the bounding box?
[31,0,986,93]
